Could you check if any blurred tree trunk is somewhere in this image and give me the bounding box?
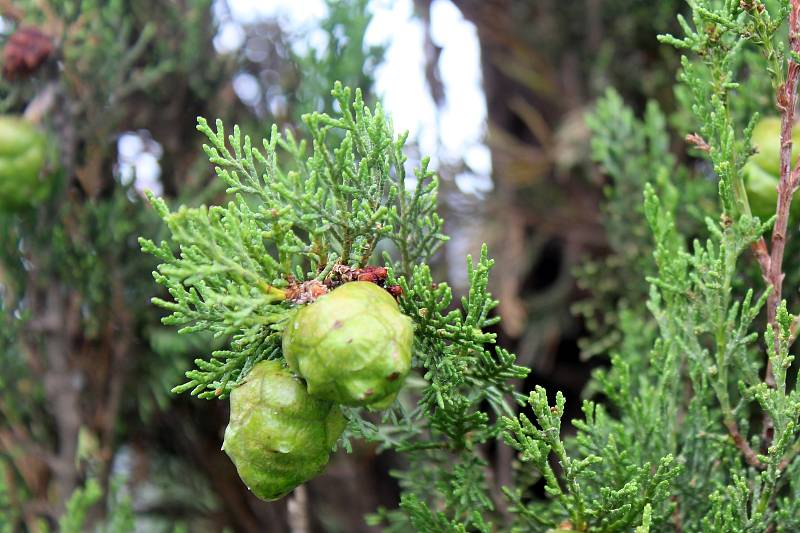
[0,3,295,529]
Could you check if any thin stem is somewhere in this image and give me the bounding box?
[759,0,800,448]
[723,417,765,470]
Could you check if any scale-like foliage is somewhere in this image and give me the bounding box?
[495,1,800,530]
[142,81,532,527]
[415,1,800,530]
[142,3,800,530]
[140,82,447,398]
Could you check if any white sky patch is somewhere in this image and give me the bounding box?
[116,1,490,201]
[216,0,491,197]
[429,0,492,194]
[214,0,330,59]
[367,0,491,194]
[222,0,327,27]
[430,1,487,162]
[214,19,246,53]
[117,132,164,197]
[366,1,439,162]
[216,0,489,188]
[232,71,261,105]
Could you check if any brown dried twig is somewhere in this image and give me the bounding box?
[685,132,711,153]
[756,0,800,448]
[724,418,765,470]
[284,265,401,305]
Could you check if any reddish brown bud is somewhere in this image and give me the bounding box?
[386,285,403,298]
[329,264,389,286]
[285,279,329,304]
[355,265,388,283]
[2,27,53,80]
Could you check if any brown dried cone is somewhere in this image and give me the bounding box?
[3,26,53,80]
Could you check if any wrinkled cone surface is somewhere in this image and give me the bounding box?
[283,281,413,409]
[223,360,345,501]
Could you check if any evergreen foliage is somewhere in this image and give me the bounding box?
[0,0,390,529]
[290,0,384,119]
[141,82,447,398]
[142,82,529,527]
[58,478,134,533]
[5,0,800,530]
[142,1,800,531]
[560,1,800,530]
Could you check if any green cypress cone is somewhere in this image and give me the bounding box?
[744,116,800,220]
[749,116,800,176]
[283,281,414,410]
[222,360,345,501]
[0,116,51,211]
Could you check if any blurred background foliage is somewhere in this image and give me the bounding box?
[0,0,761,530]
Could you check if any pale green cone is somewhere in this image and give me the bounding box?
[749,116,800,176]
[222,360,345,501]
[744,116,800,221]
[283,281,413,409]
[0,116,52,211]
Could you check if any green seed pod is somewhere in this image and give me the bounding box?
[0,115,51,212]
[283,281,413,410]
[744,116,800,221]
[749,116,800,176]
[743,117,800,220]
[743,161,779,220]
[222,360,345,501]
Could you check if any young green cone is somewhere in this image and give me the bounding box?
[0,116,52,211]
[222,360,345,501]
[744,116,800,220]
[748,116,800,176]
[283,281,413,410]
